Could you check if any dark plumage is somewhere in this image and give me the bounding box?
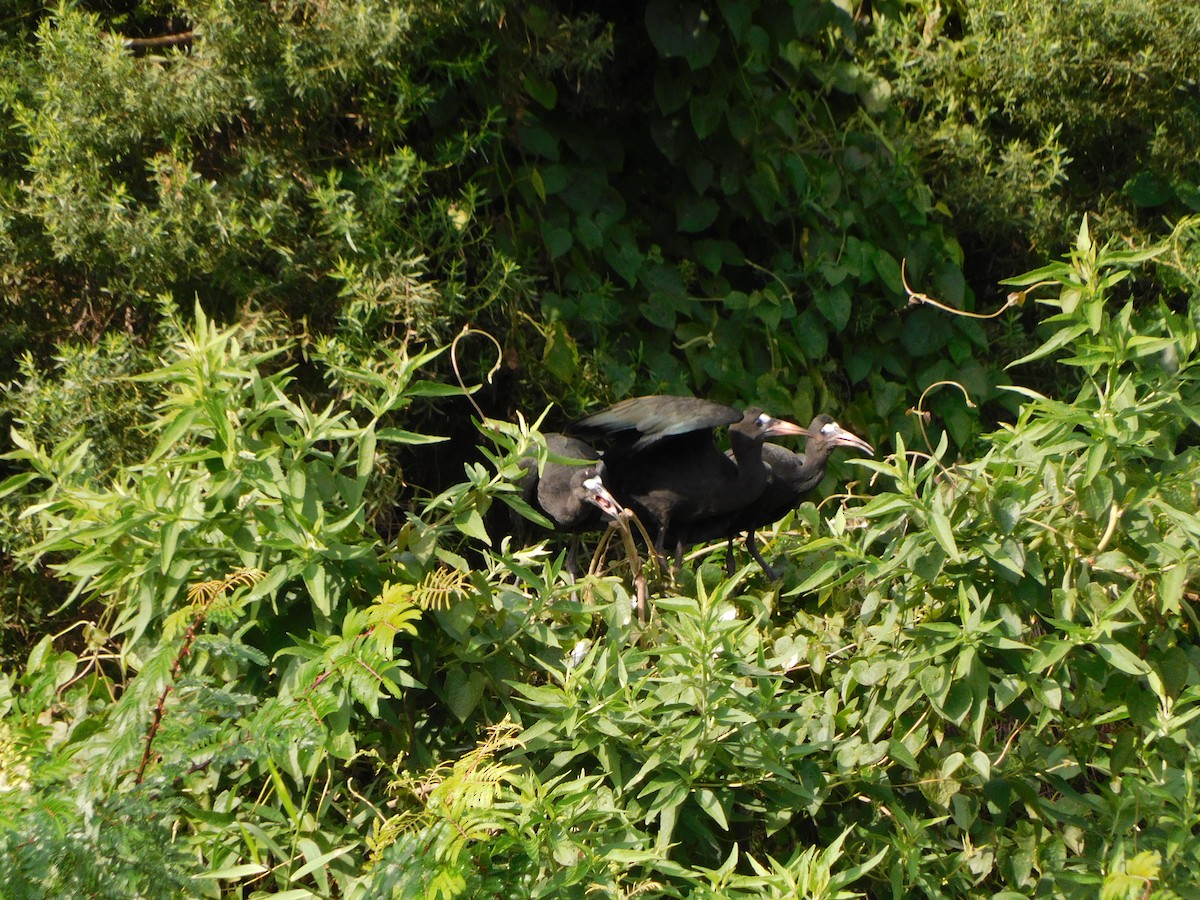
[517,434,621,533]
[571,395,744,452]
[570,395,806,561]
[670,414,874,577]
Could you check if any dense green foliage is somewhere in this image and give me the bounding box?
[876,0,1200,269]
[2,1,1199,897]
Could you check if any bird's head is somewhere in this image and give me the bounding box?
[807,415,874,455]
[735,408,807,442]
[580,473,623,519]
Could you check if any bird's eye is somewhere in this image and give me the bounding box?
[821,422,837,435]
[756,413,771,427]
[582,476,603,491]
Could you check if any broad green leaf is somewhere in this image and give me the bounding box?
[444,667,486,722]
[694,787,729,830]
[195,864,270,880]
[541,222,573,259]
[1094,639,1151,676]
[1159,564,1186,615]
[524,74,557,109]
[927,509,960,560]
[1007,323,1089,368]
[814,285,852,332]
[675,193,719,232]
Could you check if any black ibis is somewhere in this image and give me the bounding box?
[670,415,874,578]
[515,433,648,617]
[516,433,622,536]
[570,395,807,564]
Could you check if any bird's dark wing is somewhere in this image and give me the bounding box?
[571,395,741,452]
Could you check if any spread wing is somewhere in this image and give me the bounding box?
[571,395,741,452]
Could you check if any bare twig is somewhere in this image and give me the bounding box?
[613,510,649,625]
[450,326,503,423]
[122,31,195,50]
[589,510,654,624]
[908,379,975,482]
[1093,502,1122,555]
[901,258,1024,319]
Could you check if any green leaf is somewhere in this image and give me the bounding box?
[791,559,843,593]
[676,193,719,232]
[195,864,270,880]
[872,248,903,293]
[542,222,573,259]
[646,0,720,67]
[694,238,742,274]
[1007,323,1089,368]
[542,321,579,382]
[694,787,729,830]
[303,562,330,616]
[813,285,851,332]
[523,75,558,110]
[376,428,448,444]
[1159,564,1186,614]
[146,407,199,464]
[654,69,691,114]
[403,380,463,398]
[927,509,960,560]
[1075,214,1092,254]
[289,845,354,882]
[0,471,39,499]
[445,667,486,722]
[999,261,1074,287]
[689,92,724,139]
[356,427,376,481]
[605,231,644,285]
[1094,639,1151,676]
[453,508,490,544]
[530,167,546,202]
[518,125,559,160]
[943,680,972,723]
[1126,170,1172,207]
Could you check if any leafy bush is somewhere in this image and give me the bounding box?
[493,0,981,448]
[0,1,527,367]
[3,219,1197,897]
[4,1,1200,896]
[874,0,1200,274]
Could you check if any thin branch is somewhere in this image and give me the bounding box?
[122,31,195,50]
[1093,502,1122,555]
[450,326,502,423]
[902,258,1024,319]
[136,569,265,784]
[909,379,975,482]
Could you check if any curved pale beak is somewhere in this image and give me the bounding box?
[582,475,624,519]
[827,422,874,455]
[763,417,807,438]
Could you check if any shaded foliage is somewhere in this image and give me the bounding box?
[875,0,1200,276]
[2,1,1200,898]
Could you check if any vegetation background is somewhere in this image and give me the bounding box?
[1,0,1198,896]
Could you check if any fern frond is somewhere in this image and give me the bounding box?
[411,567,470,611]
[369,585,427,648]
[185,567,267,606]
[373,717,524,862]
